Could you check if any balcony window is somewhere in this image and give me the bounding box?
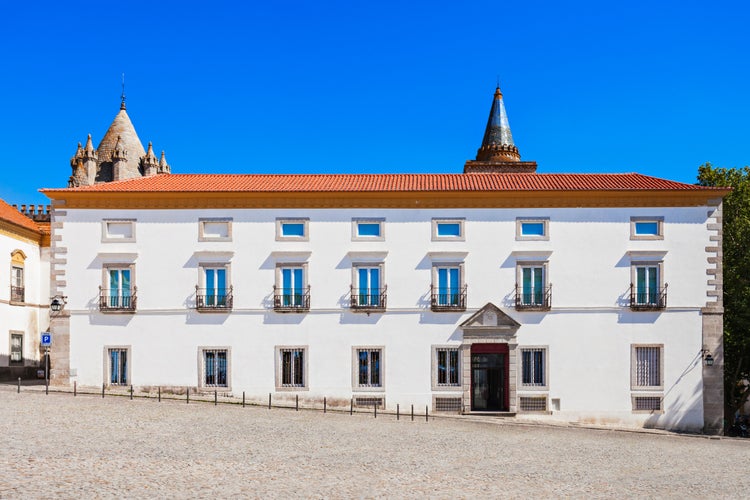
[431,265,466,311]
[100,267,137,312]
[274,266,310,312]
[630,264,667,310]
[351,266,386,311]
[197,266,233,311]
[515,264,551,310]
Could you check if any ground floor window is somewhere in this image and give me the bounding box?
[356,348,382,388]
[109,348,128,385]
[520,347,547,388]
[10,333,23,364]
[281,348,305,387]
[203,349,228,387]
[436,348,459,386]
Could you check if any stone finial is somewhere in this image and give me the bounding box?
[112,135,127,160]
[158,150,170,174]
[83,134,97,161]
[70,142,84,166]
[141,141,159,177]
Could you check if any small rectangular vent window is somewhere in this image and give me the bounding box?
[435,397,462,412]
[519,396,547,412]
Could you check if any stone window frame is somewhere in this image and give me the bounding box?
[9,330,24,365]
[630,260,665,305]
[199,218,233,242]
[431,344,462,391]
[10,249,26,304]
[275,345,309,391]
[352,346,385,392]
[517,345,549,391]
[197,346,232,391]
[101,219,136,243]
[275,218,310,242]
[515,217,550,241]
[631,394,665,414]
[630,216,664,241]
[630,343,664,391]
[515,260,550,303]
[351,218,385,242]
[431,218,466,242]
[103,345,131,387]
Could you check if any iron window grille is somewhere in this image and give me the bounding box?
[195,286,233,311]
[10,286,24,303]
[281,349,305,387]
[350,285,387,311]
[629,283,667,311]
[436,348,460,386]
[203,349,228,387]
[514,283,552,311]
[430,284,467,312]
[273,285,311,312]
[99,286,137,312]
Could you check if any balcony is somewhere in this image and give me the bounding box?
[195,286,233,312]
[350,285,387,312]
[430,284,467,312]
[629,283,668,311]
[273,286,310,312]
[514,284,552,311]
[99,286,137,313]
[10,286,24,303]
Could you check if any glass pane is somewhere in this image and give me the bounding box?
[282,351,291,384]
[358,351,368,385]
[522,350,531,384]
[437,350,447,384]
[205,351,215,385]
[635,221,659,235]
[370,351,380,386]
[357,223,380,237]
[217,352,227,386]
[534,350,544,385]
[436,222,461,237]
[281,223,305,237]
[110,350,119,384]
[449,350,458,385]
[533,268,543,304]
[293,351,304,386]
[521,222,545,236]
[120,350,127,385]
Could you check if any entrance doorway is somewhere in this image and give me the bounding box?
[471,344,509,411]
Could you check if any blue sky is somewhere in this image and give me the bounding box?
[1,0,747,206]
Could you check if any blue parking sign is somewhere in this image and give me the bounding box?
[41,333,52,347]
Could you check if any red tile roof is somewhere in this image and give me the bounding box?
[41,172,721,194]
[0,198,43,234]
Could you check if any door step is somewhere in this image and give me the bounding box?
[465,411,517,417]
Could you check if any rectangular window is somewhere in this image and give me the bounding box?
[435,266,461,306]
[10,266,24,302]
[630,217,664,240]
[10,333,23,364]
[516,218,549,241]
[276,218,309,241]
[281,348,305,387]
[355,267,381,307]
[431,218,465,241]
[520,266,544,306]
[109,348,128,385]
[203,349,228,387]
[521,348,547,387]
[634,265,659,306]
[436,348,460,386]
[352,218,385,241]
[107,268,132,309]
[199,219,232,241]
[633,345,662,389]
[102,219,135,242]
[357,348,382,387]
[281,267,304,307]
[200,267,230,308]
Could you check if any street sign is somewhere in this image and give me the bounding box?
[41,332,52,347]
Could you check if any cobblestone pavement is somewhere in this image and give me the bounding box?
[0,388,748,499]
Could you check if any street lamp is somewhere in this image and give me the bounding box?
[50,295,67,314]
[704,353,714,366]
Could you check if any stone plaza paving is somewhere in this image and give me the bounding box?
[0,387,748,498]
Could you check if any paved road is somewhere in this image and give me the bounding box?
[0,388,748,498]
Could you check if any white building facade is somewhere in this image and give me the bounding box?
[42,88,728,433]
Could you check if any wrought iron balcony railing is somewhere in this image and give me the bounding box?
[99,286,137,312]
[629,283,668,311]
[10,285,24,303]
[195,286,233,312]
[430,284,467,312]
[514,284,552,311]
[350,285,387,311]
[273,286,311,312]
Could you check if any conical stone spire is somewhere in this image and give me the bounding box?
[476,86,520,162]
[464,86,536,173]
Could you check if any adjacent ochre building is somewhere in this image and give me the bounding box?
[36,88,730,433]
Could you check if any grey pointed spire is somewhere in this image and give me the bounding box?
[476,86,520,162]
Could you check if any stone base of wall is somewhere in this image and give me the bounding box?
[702,310,724,435]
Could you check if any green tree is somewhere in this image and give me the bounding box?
[697,163,750,421]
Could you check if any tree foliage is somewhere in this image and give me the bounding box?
[697,163,750,416]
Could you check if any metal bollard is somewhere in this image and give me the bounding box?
[130,385,133,400]
[158,386,161,402]
[186,387,189,404]
[426,405,428,422]
[74,381,76,397]
[102,383,105,399]
[397,404,399,420]
[324,397,326,413]
[214,390,217,406]
[295,394,299,411]
[268,393,271,410]
[411,404,414,421]
[17,377,20,394]
[350,398,353,415]
[242,391,245,408]
[45,377,49,395]
[374,401,377,418]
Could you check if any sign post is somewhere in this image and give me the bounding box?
[41,333,51,394]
